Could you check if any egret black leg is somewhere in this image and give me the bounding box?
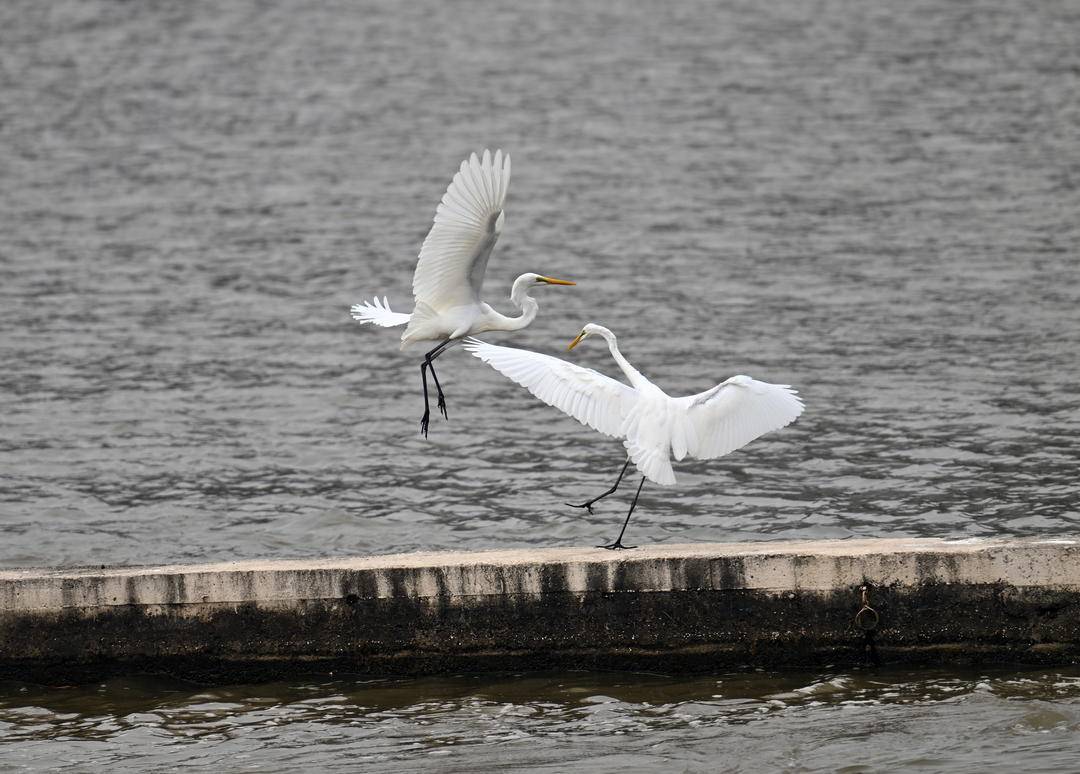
[419,360,433,437]
[416,341,451,438]
[598,477,645,550]
[428,360,448,419]
[418,340,454,437]
[566,458,631,514]
[427,340,455,419]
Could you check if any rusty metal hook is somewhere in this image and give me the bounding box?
[855,585,879,632]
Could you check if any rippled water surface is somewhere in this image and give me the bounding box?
[2,0,1079,769]
[6,668,1080,772]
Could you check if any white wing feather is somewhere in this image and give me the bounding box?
[410,149,511,313]
[350,296,411,327]
[680,375,804,461]
[463,338,636,439]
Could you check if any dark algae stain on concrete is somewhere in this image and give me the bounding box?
[5,541,1080,683]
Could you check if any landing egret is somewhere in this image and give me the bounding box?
[350,149,575,437]
[464,324,804,549]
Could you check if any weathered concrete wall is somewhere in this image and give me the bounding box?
[3,538,1080,682]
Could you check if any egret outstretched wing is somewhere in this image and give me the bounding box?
[463,338,636,438]
[348,150,578,440]
[680,375,804,461]
[411,149,511,313]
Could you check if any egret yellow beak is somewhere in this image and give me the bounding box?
[538,276,576,286]
[567,331,587,351]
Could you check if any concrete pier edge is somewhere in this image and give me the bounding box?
[3,538,1080,682]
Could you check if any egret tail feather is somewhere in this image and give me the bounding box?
[350,296,411,328]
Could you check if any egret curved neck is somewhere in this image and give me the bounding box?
[597,329,648,389]
[493,285,539,331]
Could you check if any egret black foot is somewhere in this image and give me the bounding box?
[565,501,596,514]
[420,411,431,438]
[598,540,636,550]
[436,392,448,419]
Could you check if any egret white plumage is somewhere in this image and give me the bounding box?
[464,324,804,549]
[350,150,575,436]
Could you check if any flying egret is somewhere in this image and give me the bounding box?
[350,149,575,437]
[464,324,804,549]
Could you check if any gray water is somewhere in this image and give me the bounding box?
[5,667,1080,773]
[1,0,1078,770]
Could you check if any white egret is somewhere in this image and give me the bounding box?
[350,149,575,436]
[464,324,804,549]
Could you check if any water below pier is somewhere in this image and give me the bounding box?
[5,666,1080,772]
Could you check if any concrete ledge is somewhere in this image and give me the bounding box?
[3,538,1080,682]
